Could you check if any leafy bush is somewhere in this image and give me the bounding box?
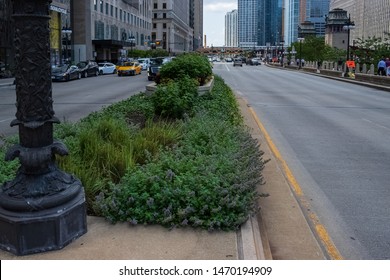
[152,75,199,119]
[95,76,268,230]
[0,75,268,231]
[159,53,212,85]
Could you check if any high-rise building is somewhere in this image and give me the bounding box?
[152,0,200,54]
[303,0,330,37]
[192,0,203,50]
[76,0,152,63]
[238,0,259,48]
[284,0,300,45]
[258,0,283,46]
[225,9,238,47]
[330,0,390,42]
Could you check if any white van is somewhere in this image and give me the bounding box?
[137,58,151,70]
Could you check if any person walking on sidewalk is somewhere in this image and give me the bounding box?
[377,58,386,76]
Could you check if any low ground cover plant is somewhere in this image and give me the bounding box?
[0,75,267,231]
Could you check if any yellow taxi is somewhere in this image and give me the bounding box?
[117,61,142,76]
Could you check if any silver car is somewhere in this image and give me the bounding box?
[233,58,243,67]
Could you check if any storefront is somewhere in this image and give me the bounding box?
[49,3,68,66]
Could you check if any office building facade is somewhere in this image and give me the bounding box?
[225,9,238,47]
[152,0,202,54]
[330,0,390,42]
[303,0,330,37]
[238,0,259,48]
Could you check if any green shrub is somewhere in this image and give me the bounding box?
[152,75,199,119]
[159,53,212,85]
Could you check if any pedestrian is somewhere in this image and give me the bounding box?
[386,58,390,76]
[378,58,386,76]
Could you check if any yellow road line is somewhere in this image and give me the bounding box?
[248,106,343,260]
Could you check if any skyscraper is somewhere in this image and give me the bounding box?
[330,0,390,42]
[284,0,300,45]
[238,0,259,48]
[258,0,283,46]
[225,9,238,47]
[304,0,330,37]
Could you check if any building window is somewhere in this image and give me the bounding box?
[105,3,108,14]
[110,5,113,16]
[163,13,166,18]
[153,23,157,29]
[115,7,118,18]
[94,0,97,11]
[95,20,104,39]
[154,13,157,19]
[163,3,166,9]
[100,0,103,13]
[120,9,122,21]
[163,23,166,29]
[154,3,157,9]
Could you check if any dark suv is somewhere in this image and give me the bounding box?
[76,60,99,78]
[147,57,165,81]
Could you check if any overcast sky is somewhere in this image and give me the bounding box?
[203,0,237,47]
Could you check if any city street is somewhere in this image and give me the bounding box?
[0,72,151,137]
[214,62,390,260]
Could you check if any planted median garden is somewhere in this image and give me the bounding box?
[0,53,267,231]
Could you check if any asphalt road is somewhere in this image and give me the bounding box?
[213,62,390,260]
[0,71,150,137]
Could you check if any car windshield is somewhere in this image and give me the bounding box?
[52,65,70,73]
[77,62,87,68]
[124,62,136,66]
[150,58,164,65]
[98,63,105,67]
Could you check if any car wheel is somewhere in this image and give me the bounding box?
[84,71,88,78]
[113,69,117,74]
[95,70,99,76]
[99,70,103,75]
[77,73,81,79]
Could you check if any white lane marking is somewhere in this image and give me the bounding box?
[362,118,390,131]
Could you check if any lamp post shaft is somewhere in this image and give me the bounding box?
[0,0,87,256]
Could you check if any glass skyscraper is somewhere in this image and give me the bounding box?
[303,0,330,37]
[238,0,259,48]
[238,0,283,48]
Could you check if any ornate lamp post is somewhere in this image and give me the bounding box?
[343,14,355,62]
[0,0,87,256]
[297,37,304,69]
[128,35,135,59]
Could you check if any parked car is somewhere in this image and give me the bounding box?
[76,60,99,78]
[51,64,81,82]
[147,57,164,81]
[225,57,233,62]
[137,58,151,70]
[117,61,142,76]
[233,58,243,67]
[98,62,117,75]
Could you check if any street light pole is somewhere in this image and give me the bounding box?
[343,14,355,61]
[297,37,304,69]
